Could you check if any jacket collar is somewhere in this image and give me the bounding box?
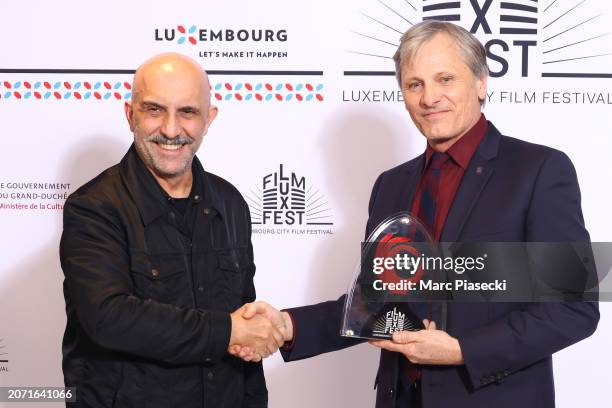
[119,144,225,226]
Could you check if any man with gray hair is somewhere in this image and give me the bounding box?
[233,21,598,407]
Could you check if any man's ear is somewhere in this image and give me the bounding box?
[124,101,135,132]
[476,74,488,103]
[206,105,218,130]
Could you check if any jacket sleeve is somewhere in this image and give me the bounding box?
[241,210,268,407]
[458,149,599,389]
[280,296,364,362]
[60,195,231,365]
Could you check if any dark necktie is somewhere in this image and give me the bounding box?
[417,152,449,235]
[400,152,449,386]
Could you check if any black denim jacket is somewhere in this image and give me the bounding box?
[60,145,266,407]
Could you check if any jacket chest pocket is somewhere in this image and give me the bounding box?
[215,249,247,311]
[130,252,191,306]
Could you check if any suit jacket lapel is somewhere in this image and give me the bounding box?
[396,155,423,214]
[367,155,424,238]
[441,122,502,242]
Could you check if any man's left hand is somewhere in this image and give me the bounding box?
[369,319,464,365]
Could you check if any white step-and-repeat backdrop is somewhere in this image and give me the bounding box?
[1,0,611,407]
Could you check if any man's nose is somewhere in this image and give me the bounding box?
[160,113,180,138]
[421,84,442,108]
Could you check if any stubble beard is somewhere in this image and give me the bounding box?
[134,135,196,179]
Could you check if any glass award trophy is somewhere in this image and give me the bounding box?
[341,212,445,340]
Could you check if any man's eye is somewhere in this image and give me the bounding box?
[147,106,160,112]
[441,76,453,83]
[407,82,421,90]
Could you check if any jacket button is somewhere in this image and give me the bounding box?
[198,286,204,292]
[151,268,160,278]
[387,387,394,397]
[203,208,211,215]
[204,357,212,363]
[207,372,214,380]
[194,194,200,201]
[169,211,175,219]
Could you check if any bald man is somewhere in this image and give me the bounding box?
[60,53,279,408]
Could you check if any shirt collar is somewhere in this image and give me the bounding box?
[424,113,488,170]
[120,145,225,226]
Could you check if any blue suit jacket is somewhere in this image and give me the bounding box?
[281,122,599,407]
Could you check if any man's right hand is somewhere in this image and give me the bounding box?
[228,301,293,362]
[228,304,285,362]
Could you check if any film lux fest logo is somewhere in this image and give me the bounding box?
[346,0,611,104]
[373,307,411,337]
[248,164,334,236]
[154,24,288,59]
[375,1,542,77]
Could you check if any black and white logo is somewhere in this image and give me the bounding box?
[247,164,334,235]
[373,307,417,336]
[348,0,611,78]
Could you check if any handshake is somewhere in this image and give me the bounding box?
[227,302,464,366]
[228,301,293,362]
